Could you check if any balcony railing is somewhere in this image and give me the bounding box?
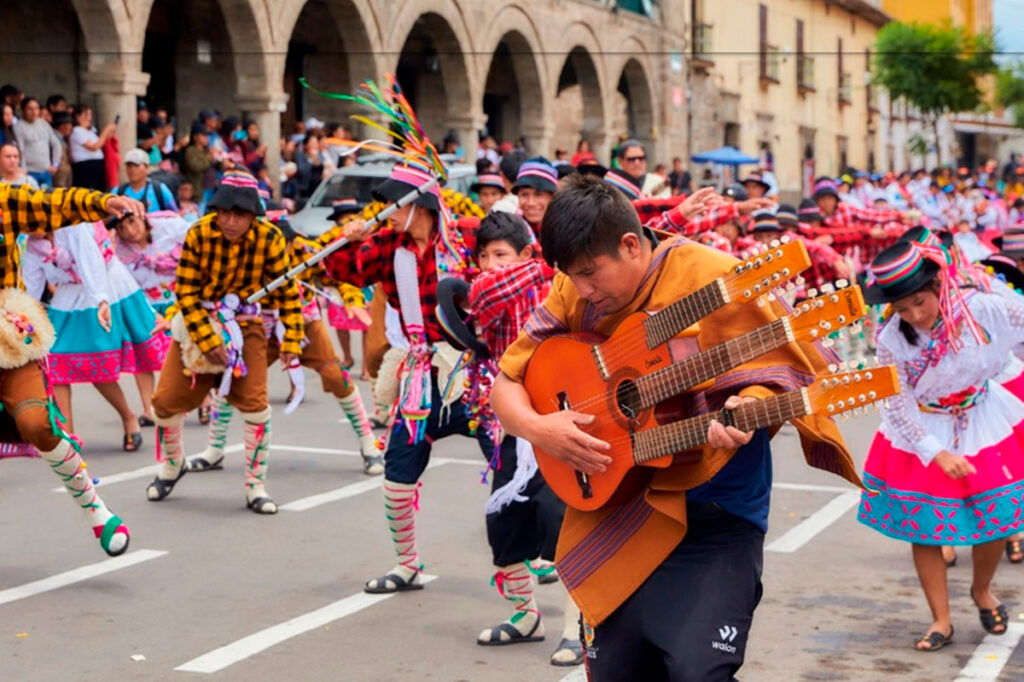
[693,23,713,63]
[797,55,815,91]
[839,72,852,105]
[761,44,780,83]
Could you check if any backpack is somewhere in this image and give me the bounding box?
[116,180,169,212]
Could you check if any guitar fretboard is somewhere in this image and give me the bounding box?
[642,279,726,349]
[632,389,808,462]
[634,318,791,408]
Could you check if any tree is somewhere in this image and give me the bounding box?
[873,21,996,165]
[996,62,1024,129]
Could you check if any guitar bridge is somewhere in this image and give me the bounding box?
[558,390,594,499]
[591,345,610,380]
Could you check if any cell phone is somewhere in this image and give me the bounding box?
[114,115,121,124]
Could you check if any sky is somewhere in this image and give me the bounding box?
[995,0,1024,62]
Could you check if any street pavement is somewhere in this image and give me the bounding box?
[2,354,1024,681]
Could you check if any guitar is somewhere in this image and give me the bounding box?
[525,284,866,509]
[537,365,900,510]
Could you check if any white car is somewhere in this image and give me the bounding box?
[289,153,477,236]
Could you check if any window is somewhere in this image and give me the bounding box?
[838,38,851,105]
[865,48,878,112]
[724,122,740,148]
[759,5,779,83]
[796,19,814,91]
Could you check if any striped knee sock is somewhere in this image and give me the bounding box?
[201,396,234,464]
[479,562,544,642]
[338,389,379,456]
[384,480,421,578]
[241,408,273,505]
[153,414,186,480]
[42,441,129,556]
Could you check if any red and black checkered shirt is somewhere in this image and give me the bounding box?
[324,227,448,343]
[470,259,554,358]
[644,202,740,237]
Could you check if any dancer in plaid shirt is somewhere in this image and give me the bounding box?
[186,209,384,477]
[811,178,909,269]
[0,183,144,556]
[145,170,303,514]
[324,162,477,594]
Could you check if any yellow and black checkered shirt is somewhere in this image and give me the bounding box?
[177,213,304,355]
[0,184,111,288]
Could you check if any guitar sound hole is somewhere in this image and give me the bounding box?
[616,380,642,420]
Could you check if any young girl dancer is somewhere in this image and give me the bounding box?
[858,240,1024,651]
[22,221,168,449]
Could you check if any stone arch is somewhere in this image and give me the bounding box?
[616,56,656,153]
[389,7,476,142]
[278,0,382,134]
[552,22,606,160]
[481,29,547,149]
[71,0,134,68]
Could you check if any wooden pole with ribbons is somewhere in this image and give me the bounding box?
[246,174,442,303]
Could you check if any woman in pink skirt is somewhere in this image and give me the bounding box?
[858,240,1024,652]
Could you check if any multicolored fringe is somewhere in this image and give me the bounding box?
[396,335,433,445]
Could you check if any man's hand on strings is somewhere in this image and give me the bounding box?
[707,395,756,449]
[529,410,612,474]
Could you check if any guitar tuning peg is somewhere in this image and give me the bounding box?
[836,278,849,288]
[822,338,834,348]
[785,282,796,292]
[770,239,781,248]
[838,361,849,370]
[780,234,791,243]
[740,251,749,260]
[766,293,777,302]
[828,363,838,373]
[840,413,851,422]
[794,275,805,286]
[756,297,766,307]
[807,288,818,298]
[821,283,836,294]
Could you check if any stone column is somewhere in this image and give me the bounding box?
[236,92,290,197]
[81,69,150,182]
[447,112,487,169]
[521,123,553,158]
[587,130,612,167]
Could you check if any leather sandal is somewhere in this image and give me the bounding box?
[477,617,544,646]
[146,465,186,501]
[550,637,584,666]
[187,455,224,472]
[123,432,143,452]
[246,496,278,515]
[364,570,423,594]
[1006,537,1024,564]
[915,627,953,652]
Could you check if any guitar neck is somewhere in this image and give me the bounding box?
[634,318,792,409]
[632,389,810,463]
[642,279,728,349]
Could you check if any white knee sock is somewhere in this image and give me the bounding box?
[478,562,544,642]
[201,396,234,463]
[152,413,186,482]
[382,480,421,581]
[338,390,379,456]
[42,440,129,555]
[241,407,273,505]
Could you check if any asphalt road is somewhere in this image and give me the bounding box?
[2,353,1023,681]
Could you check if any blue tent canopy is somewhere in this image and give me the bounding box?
[690,146,760,167]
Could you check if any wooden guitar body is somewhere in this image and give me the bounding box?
[523,312,686,511]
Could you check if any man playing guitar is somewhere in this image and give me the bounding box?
[491,175,861,681]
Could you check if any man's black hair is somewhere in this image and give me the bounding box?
[474,212,533,257]
[539,174,642,270]
[20,97,38,112]
[475,158,492,175]
[499,150,527,183]
[45,94,66,110]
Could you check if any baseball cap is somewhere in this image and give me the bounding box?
[124,148,149,166]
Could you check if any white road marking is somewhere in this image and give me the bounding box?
[0,550,168,607]
[954,622,1024,681]
[280,460,450,512]
[766,491,862,553]
[772,481,857,494]
[175,574,438,674]
[51,444,244,492]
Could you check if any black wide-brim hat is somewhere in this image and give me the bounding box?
[742,176,771,193]
[436,278,490,358]
[981,256,1024,292]
[208,170,264,215]
[371,178,440,211]
[863,242,941,305]
[992,230,1024,257]
[329,201,366,221]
